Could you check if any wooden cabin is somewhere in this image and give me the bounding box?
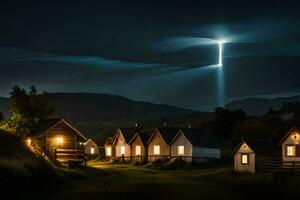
[233,138,276,173]
[113,128,139,161]
[29,117,87,167]
[278,127,300,162]
[104,137,114,161]
[170,128,220,163]
[83,139,100,158]
[147,128,180,161]
[128,131,151,162]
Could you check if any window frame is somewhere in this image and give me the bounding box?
[154,145,160,155]
[286,145,297,157]
[90,147,95,154]
[241,153,249,165]
[177,145,185,155]
[120,146,126,155]
[135,145,141,155]
[106,147,112,156]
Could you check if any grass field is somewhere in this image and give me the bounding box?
[46,162,300,200]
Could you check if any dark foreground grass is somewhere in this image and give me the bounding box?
[47,163,300,200]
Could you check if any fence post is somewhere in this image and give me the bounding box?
[54,149,57,164]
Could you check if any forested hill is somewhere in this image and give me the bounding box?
[225,95,300,116]
[0,93,196,122]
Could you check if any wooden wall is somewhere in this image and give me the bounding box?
[234,142,255,173]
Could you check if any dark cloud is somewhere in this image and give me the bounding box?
[1,1,300,110]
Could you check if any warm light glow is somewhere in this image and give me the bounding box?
[106,147,112,156]
[136,145,141,155]
[26,138,32,146]
[154,145,160,155]
[120,146,125,155]
[292,133,299,140]
[287,145,296,156]
[91,147,95,154]
[241,154,248,164]
[55,137,63,145]
[177,146,184,155]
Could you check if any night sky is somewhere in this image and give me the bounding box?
[1,0,300,110]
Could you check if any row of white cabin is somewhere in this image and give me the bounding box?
[234,127,300,173]
[84,127,220,163]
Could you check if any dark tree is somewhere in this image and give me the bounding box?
[211,107,247,142]
[5,85,56,136]
[0,112,4,121]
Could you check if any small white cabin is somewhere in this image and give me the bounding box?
[278,127,300,162]
[170,128,220,163]
[233,138,276,174]
[83,139,99,157]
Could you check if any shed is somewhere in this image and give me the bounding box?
[278,127,300,162]
[113,127,140,161]
[128,130,152,162]
[147,127,180,161]
[83,139,100,158]
[30,117,87,166]
[170,128,220,163]
[233,138,276,173]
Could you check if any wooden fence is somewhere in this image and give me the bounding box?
[260,158,300,173]
[114,155,216,163]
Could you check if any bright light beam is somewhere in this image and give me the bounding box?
[218,41,223,67]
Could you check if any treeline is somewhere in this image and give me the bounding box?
[0,85,56,136]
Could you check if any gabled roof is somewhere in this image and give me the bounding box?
[175,128,219,148]
[278,127,300,146]
[148,127,180,145]
[83,139,99,147]
[233,137,277,156]
[128,130,153,146]
[30,117,87,140]
[113,127,140,144]
[105,137,114,145]
[31,118,61,137]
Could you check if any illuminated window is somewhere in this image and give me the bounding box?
[241,154,249,165]
[177,146,184,155]
[91,147,95,154]
[136,146,141,155]
[106,147,112,156]
[287,145,296,157]
[56,137,63,145]
[154,145,160,155]
[120,146,125,155]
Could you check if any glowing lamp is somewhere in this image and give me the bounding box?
[55,137,63,145]
[26,138,32,146]
[293,133,299,140]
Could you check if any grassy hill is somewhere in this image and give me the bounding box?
[0,130,61,199]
